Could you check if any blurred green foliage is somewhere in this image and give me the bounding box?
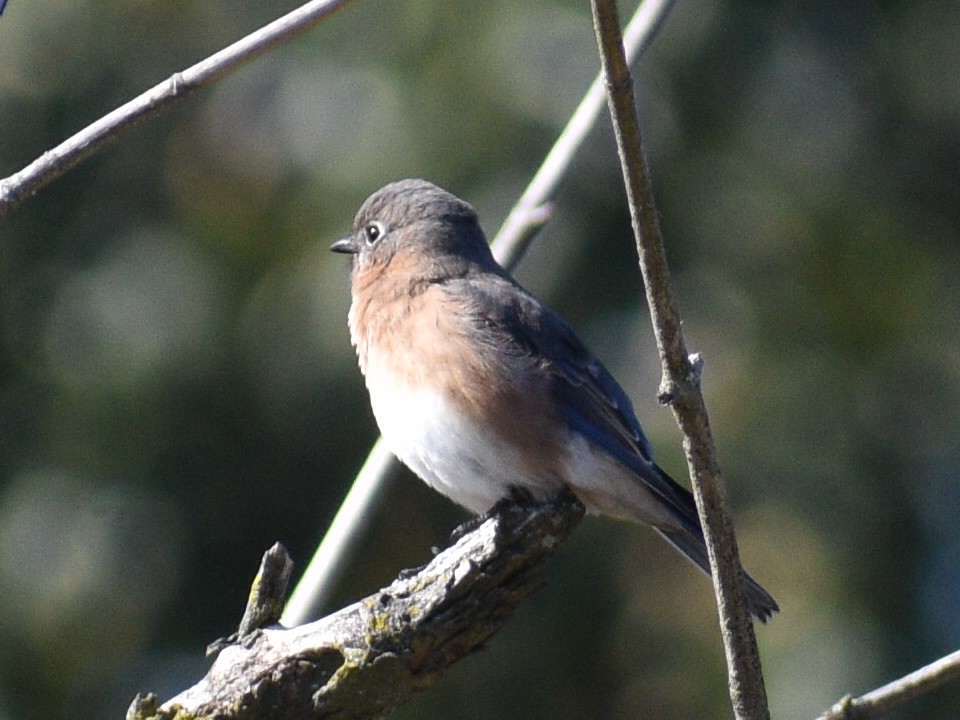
[1,0,959,718]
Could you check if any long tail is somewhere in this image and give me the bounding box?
[655,524,779,623]
[647,464,779,622]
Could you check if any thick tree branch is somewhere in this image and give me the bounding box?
[129,499,584,720]
[588,1,771,719]
[816,649,960,720]
[0,0,356,215]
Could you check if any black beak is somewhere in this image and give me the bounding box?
[330,236,357,254]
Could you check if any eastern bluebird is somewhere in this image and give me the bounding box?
[331,178,778,621]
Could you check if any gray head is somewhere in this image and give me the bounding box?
[330,179,497,277]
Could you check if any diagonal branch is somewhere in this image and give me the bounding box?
[816,648,960,720]
[488,0,677,268]
[0,0,357,215]
[128,499,584,720]
[588,1,771,719]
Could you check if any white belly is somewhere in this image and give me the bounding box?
[367,378,560,514]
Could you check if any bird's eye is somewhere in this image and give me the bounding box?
[363,221,385,246]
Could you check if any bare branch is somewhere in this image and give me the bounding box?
[489,0,678,267]
[207,543,295,658]
[0,0,357,215]
[588,1,771,719]
[816,649,960,720]
[281,439,399,626]
[129,499,584,720]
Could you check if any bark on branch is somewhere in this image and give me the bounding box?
[128,499,583,720]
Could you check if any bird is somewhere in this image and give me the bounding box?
[330,178,778,622]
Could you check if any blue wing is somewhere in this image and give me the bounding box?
[447,273,778,620]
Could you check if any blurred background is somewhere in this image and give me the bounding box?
[1,0,959,718]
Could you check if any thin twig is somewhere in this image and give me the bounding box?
[281,439,398,625]
[280,0,680,627]
[489,0,677,267]
[588,1,771,719]
[816,649,960,720]
[0,0,357,215]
